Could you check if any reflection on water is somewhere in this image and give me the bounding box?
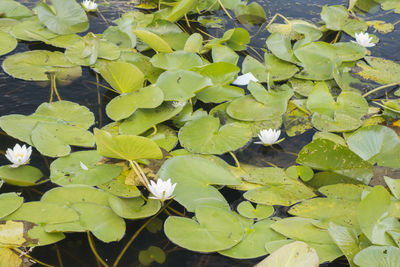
[1,0,400,266]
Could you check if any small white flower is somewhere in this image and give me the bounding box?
[352,32,375,48]
[82,0,98,12]
[254,129,283,146]
[80,161,89,171]
[232,72,258,86]
[148,178,177,202]
[5,144,32,168]
[172,101,186,108]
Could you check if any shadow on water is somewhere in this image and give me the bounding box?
[1,0,400,266]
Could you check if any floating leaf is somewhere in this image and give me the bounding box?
[36,0,88,35]
[5,202,79,225]
[297,139,373,184]
[139,246,166,266]
[108,197,160,220]
[133,29,173,53]
[99,61,145,94]
[255,241,319,267]
[354,56,400,85]
[0,166,43,186]
[328,223,360,267]
[358,186,398,246]
[0,32,16,56]
[0,0,31,19]
[2,50,81,81]
[220,219,285,259]
[164,206,244,252]
[158,155,240,211]
[98,173,140,198]
[354,245,400,267]
[50,150,122,186]
[0,248,22,266]
[71,202,125,243]
[0,193,23,219]
[119,102,184,135]
[178,116,252,154]
[234,2,266,25]
[321,5,367,35]
[155,70,212,101]
[347,125,400,168]
[333,42,366,62]
[150,51,202,71]
[0,221,34,248]
[236,201,274,220]
[94,128,162,161]
[41,185,112,206]
[106,85,164,121]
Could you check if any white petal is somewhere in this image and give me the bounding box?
[232,73,258,86]
[80,161,89,171]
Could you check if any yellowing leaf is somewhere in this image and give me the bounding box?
[367,20,394,34]
[0,248,22,267]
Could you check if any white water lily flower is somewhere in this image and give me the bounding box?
[255,129,282,146]
[82,0,98,12]
[148,178,177,202]
[352,32,375,48]
[5,144,32,168]
[80,161,89,171]
[232,72,258,86]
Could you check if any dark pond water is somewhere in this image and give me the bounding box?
[1,0,400,266]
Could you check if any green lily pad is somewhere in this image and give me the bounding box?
[0,0,32,19]
[65,34,120,66]
[333,42,367,62]
[385,176,400,200]
[106,85,164,121]
[0,193,23,219]
[347,125,400,168]
[271,217,334,244]
[139,246,166,266]
[2,50,81,81]
[237,201,274,220]
[41,185,112,206]
[321,5,367,36]
[98,174,140,198]
[220,219,285,259]
[256,241,319,267]
[243,184,316,206]
[0,166,43,186]
[294,42,338,80]
[28,225,65,247]
[94,128,162,161]
[157,155,241,211]
[212,45,239,65]
[234,2,266,25]
[288,198,359,228]
[99,61,145,94]
[108,197,160,220]
[319,184,369,201]
[71,202,125,243]
[50,150,122,186]
[242,53,299,82]
[328,223,360,267]
[283,101,313,137]
[178,115,252,154]
[227,86,293,121]
[165,0,197,22]
[155,70,212,101]
[184,33,203,53]
[266,33,298,64]
[5,202,79,225]
[358,186,398,246]
[36,0,88,35]
[119,102,184,135]
[354,246,400,267]
[10,16,58,42]
[147,124,178,152]
[164,206,244,252]
[354,56,400,85]
[297,139,373,184]
[0,32,16,56]
[150,51,202,70]
[133,29,173,53]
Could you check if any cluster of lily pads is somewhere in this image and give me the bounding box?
[1,0,400,266]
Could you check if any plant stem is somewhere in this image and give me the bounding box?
[362,82,400,97]
[12,248,55,267]
[87,231,109,267]
[229,151,241,169]
[112,201,172,267]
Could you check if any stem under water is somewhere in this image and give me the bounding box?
[87,231,109,267]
